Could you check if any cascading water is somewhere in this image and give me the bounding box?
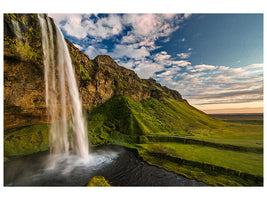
[38,14,89,158]
[11,19,22,41]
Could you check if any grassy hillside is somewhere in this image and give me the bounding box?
[4,95,263,186]
[87,95,225,141]
[87,95,262,144]
[87,95,263,186]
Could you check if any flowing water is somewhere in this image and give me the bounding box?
[4,146,207,186]
[38,14,88,158]
[11,19,22,41]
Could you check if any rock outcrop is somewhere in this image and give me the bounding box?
[4,14,183,129]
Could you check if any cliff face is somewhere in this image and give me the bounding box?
[4,14,183,129]
[4,14,46,128]
[67,40,183,109]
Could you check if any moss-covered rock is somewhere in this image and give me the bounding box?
[4,14,47,129]
[4,124,49,157]
[86,176,111,186]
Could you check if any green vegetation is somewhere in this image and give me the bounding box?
[4,14,43,65]
[137,142,262,185]
[88,95,221,139]
[4,95,263,186]
[137,148,262,186]
[4,124,49,156]
[4,13,262,186]
[86,176,111,186]
[88,95,262,144]
[80,64,91,81]
[86,95,263,186]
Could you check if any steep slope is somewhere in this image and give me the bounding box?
[4,14,46,128]
[68,42,183,109]
[4,14,182,129]
[87,95,225,146]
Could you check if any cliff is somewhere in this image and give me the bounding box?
[4,14,183,129]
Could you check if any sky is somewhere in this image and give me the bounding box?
[49,13,263,114]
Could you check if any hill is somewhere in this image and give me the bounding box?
[3,14,263,186]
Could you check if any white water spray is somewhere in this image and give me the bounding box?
[38,14,89,158]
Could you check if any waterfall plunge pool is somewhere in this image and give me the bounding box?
[4,145,207,186]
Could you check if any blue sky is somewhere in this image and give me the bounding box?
[49,13,263,113]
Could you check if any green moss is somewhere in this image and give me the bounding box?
[4,157,9,162]
[80,64,91,81]
[4,124,49,157]
[4,14,43,65]
[87,176,111,186]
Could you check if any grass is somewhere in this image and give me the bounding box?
[86,95,263,185]
[87,95,226,140]
[138,149,261,186]
[4,95,263,186]
[138,142,263,177]
[87,95,262,145]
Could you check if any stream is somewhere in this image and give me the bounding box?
[4,145,207,186]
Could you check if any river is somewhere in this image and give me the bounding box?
[4,145,207,186]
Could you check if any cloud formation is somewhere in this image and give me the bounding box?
[155,63,263,105]
[49,13,263,110]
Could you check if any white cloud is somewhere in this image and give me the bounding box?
[194,64,217,71]
[154,61,263,107]
[82,14,124,39]
[134,60,164,79]
[161,37,171,43]
[154,51,171,62]
[121,34,137,44]
[84,46,108,59]
[244,63,263,69]
[109,44,150,60]
[50,14,124,40]
[116,59,136,70]
[184,13,192,19]
[162,14,176,19]
[172,60,191,66]
[177,52,191,59]
[129,14,162,36]
[218,66,230,71]
[59,14,88,39]
[229,67,243,74]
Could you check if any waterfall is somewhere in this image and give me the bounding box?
[11,19,22,41]
[38,14,89,158]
